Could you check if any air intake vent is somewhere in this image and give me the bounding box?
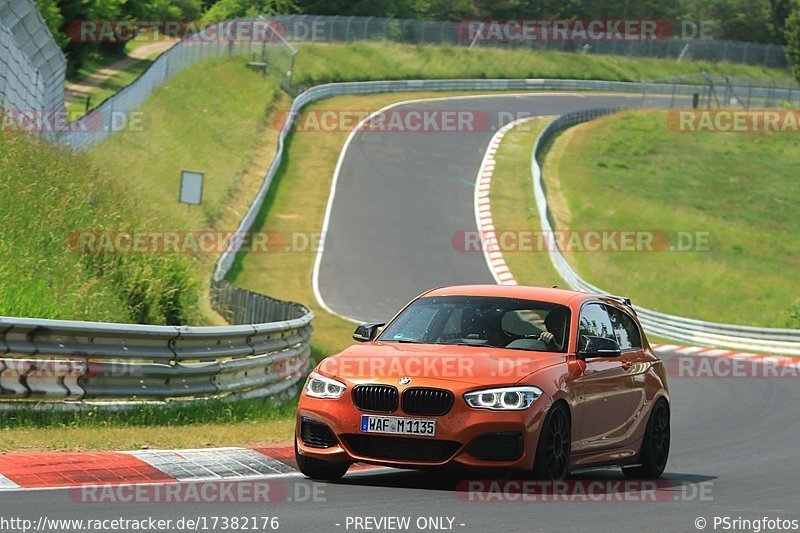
[351,385,399,413]
[402,387,454,416]
[300,418,339,448]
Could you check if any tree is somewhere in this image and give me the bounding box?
[125,0,204,20]
[767,0,794,43]
[34,0,67,49]
[785,2,800,81]
[202,0,298,22]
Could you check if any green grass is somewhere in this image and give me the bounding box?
[0,132,199,324]
[489,118,564,288]
[86,60,285,322]
[292,42,792,87]
[0,397,297,452]
[3,396,296,429]
[1,59,284,325]
[541,109,800,328]
[88,59,282,230]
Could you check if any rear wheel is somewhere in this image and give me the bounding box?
[294,440,350,481]
[623,398,670,479]
[532,402,571,480]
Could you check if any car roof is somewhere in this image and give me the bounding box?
[421,284,596,307]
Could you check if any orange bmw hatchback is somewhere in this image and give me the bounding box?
[295,285,670,481]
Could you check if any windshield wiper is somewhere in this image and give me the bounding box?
[434,341,489,347]
[383,338,423,344]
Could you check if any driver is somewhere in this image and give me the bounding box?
[539,310,566,350]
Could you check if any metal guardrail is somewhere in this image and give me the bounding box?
[528,109,800,355]
[0,281,313,407]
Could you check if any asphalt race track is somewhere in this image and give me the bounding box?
[315,92,676,323]
[3,93,797,532]
[2,359,799,531]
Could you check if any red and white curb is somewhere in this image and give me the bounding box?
[473,117,537,287]
[0,444,382,492]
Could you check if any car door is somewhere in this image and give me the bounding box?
[605,304,649,429]
[573,303,635,453]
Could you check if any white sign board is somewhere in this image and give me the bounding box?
[179,170,204,205]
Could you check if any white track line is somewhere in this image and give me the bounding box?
[312,92,649,324]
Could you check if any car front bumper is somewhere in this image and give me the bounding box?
[295,391,550,471]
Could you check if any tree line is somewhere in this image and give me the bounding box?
[33,0,800,79]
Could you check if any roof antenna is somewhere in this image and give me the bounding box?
[551,285,558,288]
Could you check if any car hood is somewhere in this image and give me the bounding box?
[317,342,565,387]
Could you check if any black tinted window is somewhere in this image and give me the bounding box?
[578,303,615,349]
[605,305,642,350]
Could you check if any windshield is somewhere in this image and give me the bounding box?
[378,296,570,352]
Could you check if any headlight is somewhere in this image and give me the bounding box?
[304,372,346,399]
[464,386,543,410]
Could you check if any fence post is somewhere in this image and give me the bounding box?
[364,16,372,39]
[345,16,355,41]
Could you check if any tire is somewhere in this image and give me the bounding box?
[294,440,350,481]
[623,398,670,479]
[532,402,571,480]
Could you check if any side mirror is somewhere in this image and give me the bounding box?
[579,335,622,359]
[353,322,385,342]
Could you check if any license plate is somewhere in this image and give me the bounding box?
[360,415,436,437]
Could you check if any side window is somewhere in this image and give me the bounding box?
[605,306,642,350]
[578,303,615,349]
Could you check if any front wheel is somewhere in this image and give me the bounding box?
[623,398,670,479]
[532,402,571,480]
[294,440,350,481]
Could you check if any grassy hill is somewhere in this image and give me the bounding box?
[1,60,283,324]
